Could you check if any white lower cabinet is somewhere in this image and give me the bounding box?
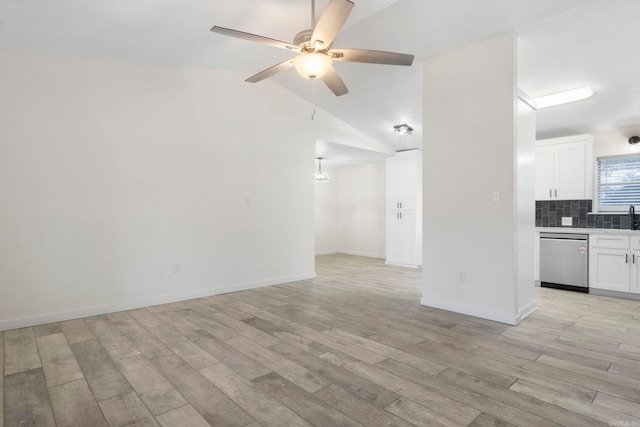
[589,233,640,294]
[386,211,421,267]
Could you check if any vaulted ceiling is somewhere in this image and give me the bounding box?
[2,0,639,160]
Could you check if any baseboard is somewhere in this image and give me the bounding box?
[386,260,421,268]
[516,302,537,324]
[420,296,518,325]
[589,288,640,301]
[315,250,339,255]
[0,272,316,332]
[315,250,385,259]
[338,250,385,259]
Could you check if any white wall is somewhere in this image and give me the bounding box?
[592,126,640,158]
[422,33,534,325]
[516,98,537,319]
[314,167,339,254]
[0,50,370,330]
[314,162,387,258]
[337,162,387,258]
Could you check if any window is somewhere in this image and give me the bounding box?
[597,155,640,212]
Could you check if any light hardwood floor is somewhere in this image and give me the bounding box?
[3,254,640,426]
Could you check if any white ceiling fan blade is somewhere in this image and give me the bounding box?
[330,48,414,66]
[210,26,301,52]
[322,66,349,96]
[245,59,295,83]
[311,0,354,48]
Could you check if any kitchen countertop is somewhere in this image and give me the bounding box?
[535,227,640,234]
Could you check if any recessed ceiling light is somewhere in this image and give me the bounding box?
[534,86,593,109]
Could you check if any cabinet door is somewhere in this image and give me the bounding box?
[386,211,420,267]
[631,250,640,294]
[535,146,555,200]
[387,151,419,211]
[386,212,402,264]
[398,211,419,266]
[554,142,586,200]
[589,248,630,292]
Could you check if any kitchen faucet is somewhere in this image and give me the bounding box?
[630,205,640,230]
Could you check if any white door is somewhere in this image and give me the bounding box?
[535,146,555,200]
[555,142,586,200]
[589,248,630,292]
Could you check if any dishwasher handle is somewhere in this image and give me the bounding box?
[539,233,588,240]
[540,238,589,244]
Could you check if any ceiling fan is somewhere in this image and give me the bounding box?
[210,0,414,97]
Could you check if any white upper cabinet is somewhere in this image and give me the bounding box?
[535,134,593,201]
[535,146,555,200]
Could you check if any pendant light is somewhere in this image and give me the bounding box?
[315,157,331,182]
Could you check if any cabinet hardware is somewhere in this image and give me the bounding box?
[634,254,636,264]
[626,254,629,264]
[549,189,552,197]
[555,189,558,197]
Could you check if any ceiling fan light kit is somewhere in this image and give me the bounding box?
[293,53,333,79]
[210,0,414,97]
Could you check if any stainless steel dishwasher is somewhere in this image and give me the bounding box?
[539,232,589,292]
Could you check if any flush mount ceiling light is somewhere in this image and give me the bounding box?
[315,157,331,182]
[393,123,413,135]
[534,86,593,109]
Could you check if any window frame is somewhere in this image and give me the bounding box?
[596,153,640,213]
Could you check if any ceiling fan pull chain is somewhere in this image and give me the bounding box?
[311,79,316,120]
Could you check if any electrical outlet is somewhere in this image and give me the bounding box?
[172,263,182,273]
[457,270,466,282]
[562,217,573,226]
[492,190,500,202]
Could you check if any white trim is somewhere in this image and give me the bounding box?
[590,288,640,301]
[0,272,316,332]
[386,260,421,268]
[517,89,537,110]
[420,296,518,325]
[339,250,385,259]
[536,133,593,147]
[516,302,538,323]
[315,250,339,255]
[316,250,385,259]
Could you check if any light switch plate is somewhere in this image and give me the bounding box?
[562,217,573,226]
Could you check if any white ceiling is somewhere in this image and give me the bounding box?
[2,0,639,162]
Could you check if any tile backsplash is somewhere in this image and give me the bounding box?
[536,199,636,229]
[536,200,591,228]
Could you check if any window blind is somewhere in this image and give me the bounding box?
[598,155,640,211]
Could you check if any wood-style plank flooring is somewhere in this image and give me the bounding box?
[3,254,640,426]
